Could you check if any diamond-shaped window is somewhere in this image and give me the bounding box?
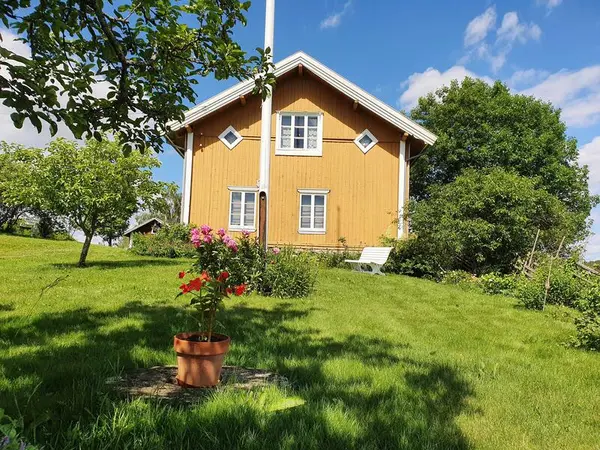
[354,129,378,153]
[219,126,243,150]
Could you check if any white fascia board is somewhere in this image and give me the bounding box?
[168,52,437,146]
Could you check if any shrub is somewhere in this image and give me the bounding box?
[314,239,360,269]
[410,168,580,275]
[380,235,438,278]
[480,273,517,296]
[191,227,266,293]
[515,259,589,310]
[130,223,196,258]
[263,247,318,298]
[441,270,474,287]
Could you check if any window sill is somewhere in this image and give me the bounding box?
[298,229,326,235]
[228,227,256,233]
[276,149,322,157]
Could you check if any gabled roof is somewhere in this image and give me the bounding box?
[168,51,437,146]
[123,217,163,236]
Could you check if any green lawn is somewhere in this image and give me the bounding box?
[0,234,599,449]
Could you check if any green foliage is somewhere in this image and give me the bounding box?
[263,248,318,298]
[440,270,474,286]
[314,239,360,269]
[0,1,275,152]
[411,168,579,274]
[0,142,37,231]
[135,183,182,225]
[479,273,518,296]
[0,408,38,449]
[130,224,196,258]
[410,78,596,236]
[515,259,593,310]
[4,137,164,266]
[574,308,600,351]
[380,235,437,278]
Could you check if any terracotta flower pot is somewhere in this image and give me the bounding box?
[173,332,231,387]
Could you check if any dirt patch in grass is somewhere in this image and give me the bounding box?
[107,366,288,402]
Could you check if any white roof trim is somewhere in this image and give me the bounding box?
[168,52,437,146]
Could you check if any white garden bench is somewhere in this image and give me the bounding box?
[345,247,393,275]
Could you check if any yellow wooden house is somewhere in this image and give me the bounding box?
[168,52,437,250]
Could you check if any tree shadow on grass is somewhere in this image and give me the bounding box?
[0,301,473,449]
[50,258,186,270]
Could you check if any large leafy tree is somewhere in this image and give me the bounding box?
[0,0,274,152]
[0,142,38,230]
[410,78,595,235]
[134,182,181,224]
[411,169,580,275]
[15,137,163,266]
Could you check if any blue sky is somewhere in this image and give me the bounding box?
[2,0,600,254]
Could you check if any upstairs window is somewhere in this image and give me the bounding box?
[276,112,323,156]
[228,188,256,231]
[298,189,329,234]
[354,129,378,154]
[219,126,243,150]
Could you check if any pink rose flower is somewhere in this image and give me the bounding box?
[200,224,212,235]
[217,228,226,237]
[203,234,213,244]
[226,238,238,252]
[272,247,281,255]
[190,228,202,248]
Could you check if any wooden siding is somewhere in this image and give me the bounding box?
[188,71,404,247]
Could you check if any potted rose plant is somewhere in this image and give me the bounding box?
[174,225,246,388]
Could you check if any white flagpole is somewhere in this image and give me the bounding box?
[258,0,275,249]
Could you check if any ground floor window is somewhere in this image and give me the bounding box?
[298,189,329,234]
[228,188,257,231]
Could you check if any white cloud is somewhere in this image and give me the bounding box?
[506,69,550,88]
[497,12,542,44]
[464,6,497,47]
[579,137,600,195]
[537,0,563,12]
[320,1,352,30]
[520,65,600,127]
[399,66,493,110]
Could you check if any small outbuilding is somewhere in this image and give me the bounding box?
[123,218,163,248]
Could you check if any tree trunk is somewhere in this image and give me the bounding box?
[78,233,93,267]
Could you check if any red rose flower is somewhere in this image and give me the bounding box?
[178,271,186,279]
[188,277,203,292]
[234,284,246,296]
[217,271,230,282]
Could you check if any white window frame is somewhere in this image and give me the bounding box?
[297,189,329,234]
[219,125,243,150]
[354,129,378,154]
[276,112,324,157]
[227,186,258,231]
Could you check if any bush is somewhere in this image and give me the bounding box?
[263,247,318,298]
[410,168,580,275]
[480,273,517,296]
[441,270,473,285]
[380,235,437,278]
[515,258,590,310]
[130,223,196,258]
[314,238,360,269]
[574,309,600,351]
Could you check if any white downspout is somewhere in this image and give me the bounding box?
[258,0,275,247]
[182,131,194,224]
[397,138,407,238]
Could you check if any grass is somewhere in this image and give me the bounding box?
[0,234,599,449]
